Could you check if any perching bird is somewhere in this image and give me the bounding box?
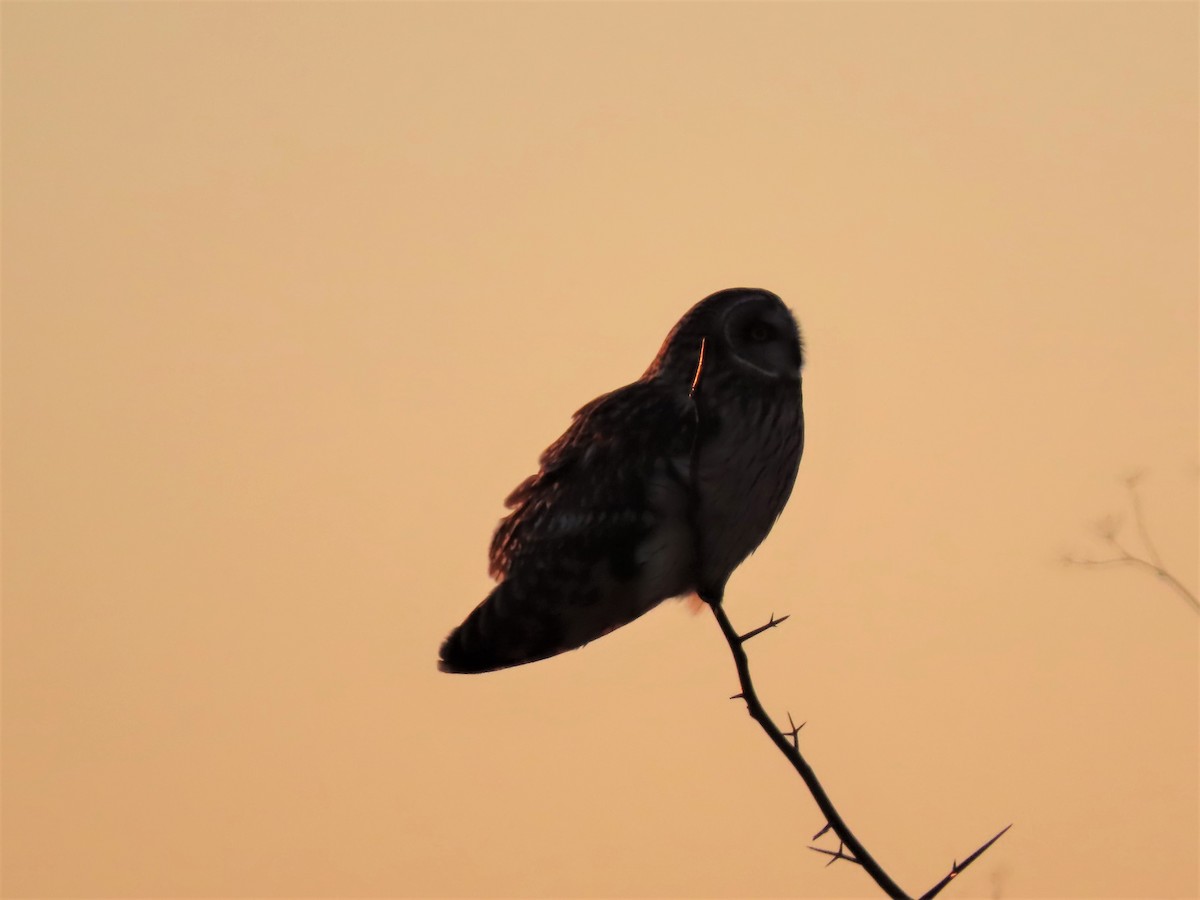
[438,287,804,674]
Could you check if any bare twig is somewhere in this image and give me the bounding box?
[915,824,1012,900]
[738,612,790,642]
[1065,476,1199,615]
[709,601,1009,899]
[1125,473,1164,570]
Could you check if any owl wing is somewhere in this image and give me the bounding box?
[438,380,697,673]
[488,380,697,581]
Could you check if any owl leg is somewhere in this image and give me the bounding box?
[696,586,725,606]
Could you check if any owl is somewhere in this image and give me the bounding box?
[438,287,804,674]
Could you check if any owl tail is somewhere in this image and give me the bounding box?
[438,577,661,674]
[438,580,574,674]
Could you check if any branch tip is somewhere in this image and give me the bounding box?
[917,824,1013,900]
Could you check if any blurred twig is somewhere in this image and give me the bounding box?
[708,600,1010,899]
[1064,474,1199,615]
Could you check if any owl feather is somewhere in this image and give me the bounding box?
[439,288,804,674]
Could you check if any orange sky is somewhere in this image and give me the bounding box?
[3,3,1197,898]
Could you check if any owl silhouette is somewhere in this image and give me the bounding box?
[439,287,804,673]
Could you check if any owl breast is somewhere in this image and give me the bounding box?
[692,383,804,597]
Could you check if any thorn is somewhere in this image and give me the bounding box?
[917,824,1012,900]
[953,825,1010,878]
[738,613,791,643]
[808,841,859,868]
[812,822,832,841]
[785,712,805,750]
[729,692,744,701]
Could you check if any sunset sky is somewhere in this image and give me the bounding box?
[3,3,1197,898]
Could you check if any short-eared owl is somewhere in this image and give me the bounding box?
[439,287,804,674]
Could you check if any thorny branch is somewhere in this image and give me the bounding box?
[709,601,1010,900]
[1064,474,1199,615]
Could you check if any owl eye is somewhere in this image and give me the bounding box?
[747,321,774,343]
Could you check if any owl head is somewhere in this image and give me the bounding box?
[643,287,804,386]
